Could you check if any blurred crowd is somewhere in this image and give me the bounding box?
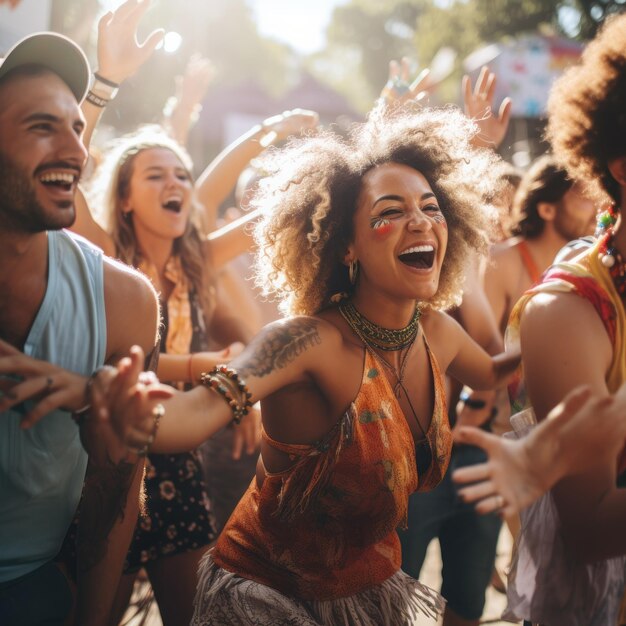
[2,1,626,626]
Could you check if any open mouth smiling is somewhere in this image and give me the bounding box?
[398,244,436,269]
[162,198,183,213]
[39,171,78,192]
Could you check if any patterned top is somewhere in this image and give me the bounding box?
[504,237,626,626]
[506,237,626,466]
[212,336,451,600]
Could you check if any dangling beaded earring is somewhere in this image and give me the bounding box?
[596,205,626,295]
[349,260,359,285]
[597,205,619,268]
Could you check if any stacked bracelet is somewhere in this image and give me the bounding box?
[85,73,120,108]
[85,90,109,108]
[200,365,253,425]
[92,72,119,98]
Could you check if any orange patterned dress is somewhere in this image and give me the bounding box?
[192,337,451,626]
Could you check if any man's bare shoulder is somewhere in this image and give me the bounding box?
[102,257,159,358]
[103,256,158,309]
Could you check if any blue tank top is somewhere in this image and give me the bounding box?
[0,230,106,582]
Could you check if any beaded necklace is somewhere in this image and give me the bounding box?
[339,300,428,440]
[338,300,421,352]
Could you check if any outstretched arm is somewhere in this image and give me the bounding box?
[143,316,333,453]
[453,384,626,518]
[436,311,520,392]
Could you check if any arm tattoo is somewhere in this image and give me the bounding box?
[76,460,139,573]
[239,319,321,378]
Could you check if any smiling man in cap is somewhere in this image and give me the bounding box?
[0,31,161,625]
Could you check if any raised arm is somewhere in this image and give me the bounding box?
[162,54,214,147]
[195,109,319,230]
[377,57,431,109]
[81,0,163,148]
[204,207,261,268]
[462,66,512,151]
[70,188,115,256]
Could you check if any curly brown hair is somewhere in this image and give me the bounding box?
[510,155,573,239]
[252,105,505,316]
[546,13,626,205]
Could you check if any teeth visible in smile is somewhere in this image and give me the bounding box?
[400,244,434,255]
[39,172,76,184]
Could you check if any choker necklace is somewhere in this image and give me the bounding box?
[339,300,428,440]
[338,300,421,351]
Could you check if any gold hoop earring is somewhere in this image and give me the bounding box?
[349,260,359,285]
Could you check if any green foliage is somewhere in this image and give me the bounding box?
[321,0,626,113]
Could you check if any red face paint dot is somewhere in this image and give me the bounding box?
[372,223,392,237]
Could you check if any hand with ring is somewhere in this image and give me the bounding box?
[378,57,431,109]
[88,346,173,465]
[0,338,92,429]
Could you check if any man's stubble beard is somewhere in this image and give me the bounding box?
[0,150,74,233]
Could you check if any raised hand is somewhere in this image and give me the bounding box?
[259,109,319,147]
[96,0,164,85]
[176,54,214,110]
[378,57,431,109]
[462,66,512,150]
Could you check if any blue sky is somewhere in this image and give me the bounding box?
[247,0,346,54]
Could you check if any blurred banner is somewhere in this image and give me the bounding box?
[464,34,583,118]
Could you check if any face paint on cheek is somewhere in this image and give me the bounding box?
[370,217,393,237]
[432,213,447,230]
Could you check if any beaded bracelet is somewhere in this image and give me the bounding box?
[200,365,253,425]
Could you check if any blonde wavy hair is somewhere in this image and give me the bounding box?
[251,105,504,316]
[87,125,215,319]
